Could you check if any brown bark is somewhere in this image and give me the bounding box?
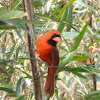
[22,0,43,99]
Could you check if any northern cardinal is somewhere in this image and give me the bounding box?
[36,29,61,97]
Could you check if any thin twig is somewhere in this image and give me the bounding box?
[0,57,40,64]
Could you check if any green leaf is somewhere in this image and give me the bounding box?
[7,93,17,97]
[46,95,50,100]
[57,0,76,18]
[70,66,88,72]
[77,51,95,58]
[6,82,12,89]
[16,77,23,97]
[22,71,32,79]
[57,66,87,78]
[9,0,20,10]
[0,26,16,30]
[86,26,94,35]
[66,4,73,31]
[58,45,68,52]
[0,74,5,78]
[11,18,47,26]
[76,63,91,73]
[84,42,96,51]
[77,0,96,12]
[71,22,88,51]
[87,66,100,75]
[35,13,63,23]
[78,20,93,35]
[72,55,90,61]
[85,90,100,100]
[58,66,88,73]
[0,31,6,37]
[0,10,25,20]
[0,87,16,93]
[34,1,43,7]
[72,72,86,79]
[62,32,79,39]
[0,20,8,26]
[81,12,88,20]
[16,46,22,58]
[7,44,16,59]
[4,19,35,41]
[15,29,24,41]
[16,59,25,65]
[0,20,16,30]
[62,37,70,52]
[64,63,100,76]
[59,50,77,68]
[57,6,68,33]
[97,17,100,22]
[17,95,25,100]
[95,33,100,40]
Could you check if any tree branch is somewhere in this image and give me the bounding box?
[22,0,43,99]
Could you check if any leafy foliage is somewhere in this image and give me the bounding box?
[0,0,100,100]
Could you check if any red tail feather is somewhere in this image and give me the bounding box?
[45,67,56,97]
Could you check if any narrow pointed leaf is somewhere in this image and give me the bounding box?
[0,10,25,20]
[15,30,24,41]
[7,44,16,59]
[85,90,100,100]
[66,4,73,31]
[71,22,88,51]
[77,0,96,12]
[4,19,35,41]
[16,77,23,97]
[59,50,77,68]
[57,6,68,33]
[57,0,76,18]
[9,0,20,10]
[0,87,16,93]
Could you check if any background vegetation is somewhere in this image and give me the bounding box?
[0,0,100,100]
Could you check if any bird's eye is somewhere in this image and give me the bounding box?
[52,33,56,37]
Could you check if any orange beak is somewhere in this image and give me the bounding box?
[53,37,61,43]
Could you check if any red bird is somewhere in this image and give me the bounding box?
[36,29,61,97]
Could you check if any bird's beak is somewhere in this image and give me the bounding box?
[53,37,61,43]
